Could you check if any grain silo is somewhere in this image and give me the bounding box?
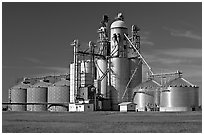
[8,78,36,111]
[9,81,31,111]
[96,59,108,98]
[133,79,161,111]
[109,13,130,110]
[27,80,51,111]
[160,77,199,111]
[48,78,70,112]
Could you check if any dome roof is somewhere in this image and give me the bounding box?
[164,77,196,87]
[110,20,127,29]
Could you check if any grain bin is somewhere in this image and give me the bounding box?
[110,57,130,110]
[27,80,51,111]
[133,79,161,111]
[96,59,108,98]
[9,82,31,111]
[48,78,70,112]
[160,77,199,111]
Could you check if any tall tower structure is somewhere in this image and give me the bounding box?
[96,15,109,98]
[109,13,130,110]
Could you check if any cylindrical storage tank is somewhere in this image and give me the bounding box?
[96,59,108,98]
[110,18,128,57]
[10,88,27,111]
[128,58,142,101]
[81,60,92,74]
[48,79,70,112]
[160,77,199,112]
[132,79,161,111]
[134,91,154,111]
[110,57,129,110]
[27,81,51,111]
[10,82,32,111]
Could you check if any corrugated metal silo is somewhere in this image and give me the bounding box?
[110,57,130,110]
[10,82,31,111]
[133,79,161,111]
[96,59,108,98]
[48,78,70,112]
[160,77,199,111]
[27,80,51,111]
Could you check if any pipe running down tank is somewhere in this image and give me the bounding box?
[109,13,142,110]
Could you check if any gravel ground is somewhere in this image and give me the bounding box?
[2,111,202,133]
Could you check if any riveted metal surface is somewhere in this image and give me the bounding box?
[27,87,47,111]
[10,88,27,111]
[48,85,69,112]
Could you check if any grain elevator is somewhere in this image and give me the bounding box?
[6,13,199,112]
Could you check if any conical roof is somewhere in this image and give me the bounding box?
[53,78,70,86]
[164,77,196,87]
[136,79,161,89]
[12,82,32,89]
[32,80,52,88]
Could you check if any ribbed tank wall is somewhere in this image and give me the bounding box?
[160,87,199,111]
[48,86,69,112]
[110,58,129,110]
[133,90,154,111]
[10,88,27,111]
[96,59,108,98]
[27,87,47,111]
[128,58,142,101]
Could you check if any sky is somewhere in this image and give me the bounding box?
[2,2,202,104]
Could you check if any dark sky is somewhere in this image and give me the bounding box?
[2,2,202,104]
